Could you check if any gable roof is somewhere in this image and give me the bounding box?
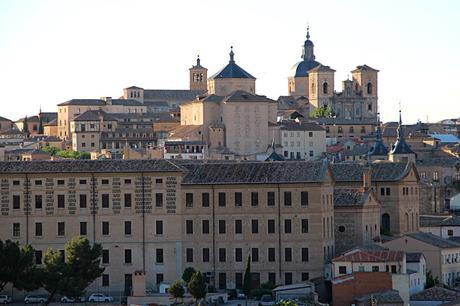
[333,249,405,263]
[143,89,206,101]
[334,188,374,207]
[411,286,460,301]
[406,252,424,263]
[406,232,460,248]
[181,160,330,185]
[279,121,325,131]
[420,215,460,227]
[351,64,379,73]
[58,99,142,106]
[73,110,118,122]
[0,116,12,121]
[331,162,415,182]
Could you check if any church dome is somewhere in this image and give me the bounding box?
[290,60,321,78]
[210,47,256,80]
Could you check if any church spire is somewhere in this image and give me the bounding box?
[196,55,201,66]
[397,107,404,140]
[301,26,315,61]
[229,46,235,63]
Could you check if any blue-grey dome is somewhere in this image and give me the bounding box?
[290,60,321,78]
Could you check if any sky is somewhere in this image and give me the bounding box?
[0,0,459,123]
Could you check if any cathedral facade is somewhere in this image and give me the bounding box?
[287,28,379,121]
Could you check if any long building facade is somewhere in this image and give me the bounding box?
[0,159,334,296]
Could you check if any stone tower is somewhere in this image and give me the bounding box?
[308,64,335,110]
[189,55,208,91]
[351,65,379,117]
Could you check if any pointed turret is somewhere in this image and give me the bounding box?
[389,108,416,162]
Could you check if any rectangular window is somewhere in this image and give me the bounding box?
[338,266,347,274]
[301,219,309,233]
[301,191,309,206]
[202,192,210,207]
[35,250,43,264]
[285,272,293,285]
[235,273,243,289]
[102,221,109,236]
[155,178,162,184]
[252,219,259,234]
[79,194,87,208]
[235,248,242,262]
[372,266,379,272]
[57,222,65,236]
[124,179,132,184]
[156,249,164,263]
[57,194,65,208]
[218,192,226,207]
[268,219,275,234]
[284,192,292,206]
[380,187,385,196]
[202,220,210,234]
[268,273,276,285]
[267,192,275,206]
[102,249,109,264]
[101,194,109,208]
[219,272,226,290]
[155,193,163,207]
[12,180,20,186]
[124,249,132,264]
[302,248,309,262]
[80,222,87,236]
[102,274,109,287]
[219,220,226,234]
[186,220,193,234]
[124,221,132,235]
[284,219,292,234]
[124,193,132,208]
[156,220,163,235]
[57,179,65,185]
[202,248,210,262]
[13,195,20,209]
[386,187,391,196]
[156,274,164,285]
[448,229,454,236]
[252,248,259,262]
[301,272,309,281]
[79,179,87,185]
[186,193,193,207]
[235,219,242,234]
[35,222,42,237]
[235,192,242,206]
[101,179,109,185]
[35,195,43,209]
[391,265,397,273]
[285,248,292,262]
[268,248,275,262]
[186,248,193,263]
[251,192,259,206]
[13,223,20,237]
[219,248,226,262]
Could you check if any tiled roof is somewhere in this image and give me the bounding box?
[143,89,206,101]
[313,117,377,125]
[0,160,183,173]
[168,125,202,139]
[341,145,370,157]
[58,99,142,106]
[331,161,413,182]
[185,91,276,105]
[417,158,459,168]
[43,119,57,126]
[279,121,325,131]
[332,250,405,263]
[308,64,336,73]
[73,110,118,122]
[181,160,329,185]
[210,53,256,79]
[420,215,460,227]
[0,116,12,121]
[411,286,460,301]
[406,252,423,263]
[354,289,402,303]
[406,232,460,248]
[351,64,379,73]
[334,188,371,207]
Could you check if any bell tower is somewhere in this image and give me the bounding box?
[189,55,208,91]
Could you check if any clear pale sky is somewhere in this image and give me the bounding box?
[0,0,459,123]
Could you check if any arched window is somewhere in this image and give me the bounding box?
[323,82,328,94]
[367,82,373,95]
[381,214,390,233]
[311,83,315,92]
[405,213,410,232]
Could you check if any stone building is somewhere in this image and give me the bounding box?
[279,121,326,160]
[332,161,420,235]
[285,28,379,121]
[0,159,334,294]
[0,116,13,133]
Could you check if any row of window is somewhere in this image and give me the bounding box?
[185,191,309,208]
[10,193,164,210]
[10,178,163,186]
[12,220,161,237]
[282,131,316,138]
[185,218,309,235]
[185,247,310,263]
[324,126,367,134]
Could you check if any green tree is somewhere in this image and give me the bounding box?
[311,105,335,118]
[41,236,104,304]
[243,255,252,297]
[182,267,196,284]
[425,270,440,289]
[169,279,185,304]
[0,240,40,292]
[188,271,207,303]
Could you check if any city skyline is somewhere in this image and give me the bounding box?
[0,0,459,123]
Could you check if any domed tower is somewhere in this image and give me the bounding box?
[189,55,208,91]
[389,109,416,163]
[288,27,328,97]
[207,47,256,96]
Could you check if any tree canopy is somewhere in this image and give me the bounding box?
[182,267,196,284]
[243,255,252,296]
[311,105,335,118]
[188,271,207,302]
[169,279,185,304]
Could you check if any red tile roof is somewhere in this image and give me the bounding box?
[332,250,405,263]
